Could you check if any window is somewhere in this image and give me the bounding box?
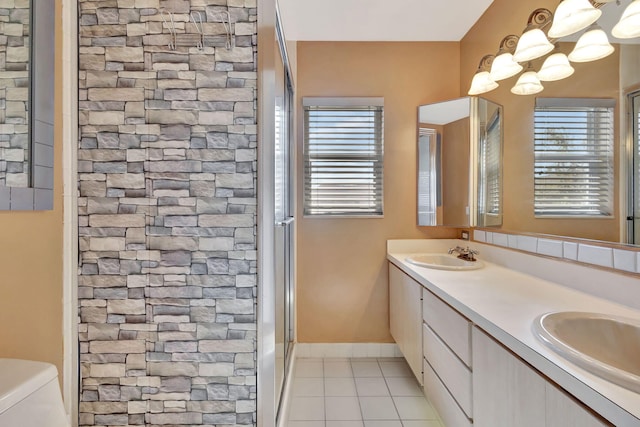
[303,98,384,216]
[534,98,615,217]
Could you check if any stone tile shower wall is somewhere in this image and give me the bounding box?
[0,1,30,187]
[78,1,257,426]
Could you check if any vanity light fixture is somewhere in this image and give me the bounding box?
[612,0,640,39]
[568,23,614,62]
[468,54,499,95]
[511,63,544,95]
[513,8,555,63]
[490,35,524,81]
[538,52,575,81]
[547,0,602,39]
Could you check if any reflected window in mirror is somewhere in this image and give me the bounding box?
[534,98,615,217]
[417,97,471,227]
[477,107,502,227]
[0,1,55,210]
[418,128,441,226]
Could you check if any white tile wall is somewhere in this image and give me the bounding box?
[614,249,636,273]
[472,230,640,276]
[517,235,538,252]
[578,244,614,268]
[563,242,578,261]
[492,233,509,247]
[537,239,564,258]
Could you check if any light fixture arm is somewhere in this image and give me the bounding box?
[526,8,553,30]
[497,35,520,53]
[477,54,495,71]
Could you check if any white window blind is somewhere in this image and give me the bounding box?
[303,98,384,216]
[534,98,615,217]
[418,128,440,225]
[479,110,501,219]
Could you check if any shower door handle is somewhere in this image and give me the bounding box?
[276,217,294,227]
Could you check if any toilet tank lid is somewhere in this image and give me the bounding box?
[0,359,59,414]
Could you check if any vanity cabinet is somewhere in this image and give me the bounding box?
[473,326,612,427]
[389,263,423,383]
[545,382,612,427]
[422,287,473,426]
[473,326,545,427]
[389,261,613,427]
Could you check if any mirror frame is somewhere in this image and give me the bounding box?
[0,0,55,210]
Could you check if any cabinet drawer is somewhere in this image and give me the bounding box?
[423,324,472,417]
[422,288,472,367]
[423,358,473,427]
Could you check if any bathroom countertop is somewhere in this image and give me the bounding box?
[387,239,640,426]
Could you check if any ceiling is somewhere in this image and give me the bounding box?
[419,98,470,125]
[277,0,495,42]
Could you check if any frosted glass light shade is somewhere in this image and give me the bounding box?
[612,0,640,39]
[511,70,544,95]
[538,53,575,81]
[513,28,554,62]
[468,71,499,95]
[548,0,602,39]
[490,52,524,81]
[568,26,614,62]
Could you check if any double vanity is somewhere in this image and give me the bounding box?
[388,238,640,426]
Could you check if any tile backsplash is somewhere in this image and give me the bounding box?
[474,230,640,275]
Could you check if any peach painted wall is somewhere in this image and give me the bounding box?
[296,42,460,343]
[0,1,64,379]
[461,0,621,242]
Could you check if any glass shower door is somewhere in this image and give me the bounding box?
[629,92,640,244]
[274,19,295,416]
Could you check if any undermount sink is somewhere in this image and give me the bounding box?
[405,254,483,271]
[534,311,640,393]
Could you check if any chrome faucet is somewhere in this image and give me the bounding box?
[448,246,479,262]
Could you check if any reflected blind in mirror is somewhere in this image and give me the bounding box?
[534,98,615,217]
[303,98,384,216]
[479,110,501,218]
[418,128,439,226]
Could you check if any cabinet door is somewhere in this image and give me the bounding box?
[403,272,422,382]
[472,326,546,427]
[388,263,423,384]
[389,263,403,347]
[546,382,613,427]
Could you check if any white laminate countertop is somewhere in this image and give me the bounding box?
[387,239,640,426]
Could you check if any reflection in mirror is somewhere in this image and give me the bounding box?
[0,1,55,210]
[465,0,640,246]
[476,99,503,227]
[0,1,30,187]
[417,97,503,228]
[418,97,471,227]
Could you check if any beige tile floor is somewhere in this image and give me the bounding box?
[285,357,445,427]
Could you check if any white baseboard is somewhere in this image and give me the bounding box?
[295,343,401,358]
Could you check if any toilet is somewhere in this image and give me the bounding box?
[0,359,70,427]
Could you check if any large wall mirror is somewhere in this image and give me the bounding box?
[471,0,640,246]
[417,97,503,228]
[0,1,55,210]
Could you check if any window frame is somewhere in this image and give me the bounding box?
[533,98,615,218]
[302,97,384,218]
